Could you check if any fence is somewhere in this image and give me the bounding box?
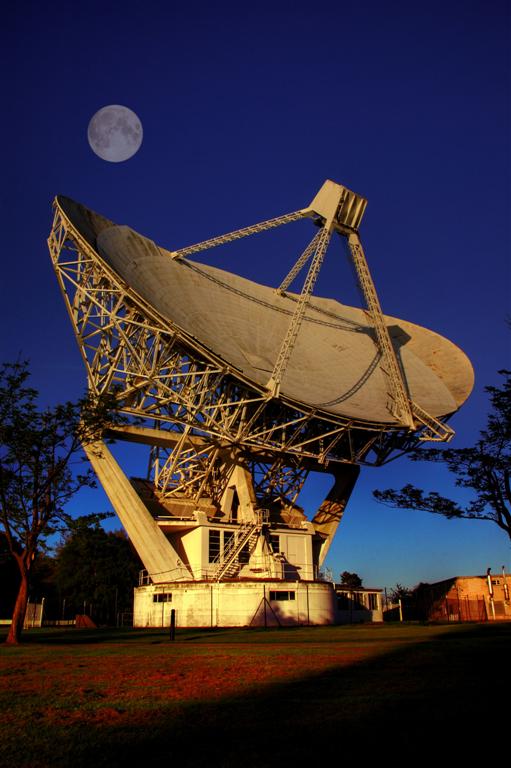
[428,596,487,622]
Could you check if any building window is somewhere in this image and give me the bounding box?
[269,590,295,601]
[352,593,365,611]
[269,534,280,553]
[336,592,350,610]
[231,490,240,523]
[239,542,250,564]
[209,529,220,562]
[367,593,378,610]
[153,593,172,603]
[223,531,234,554]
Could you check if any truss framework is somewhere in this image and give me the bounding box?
[42,185,471,598]
[47,180,460,540]
[49,204,435,474]
[167,180,453,443]
[152,437,221,502]
[249,458,309,508]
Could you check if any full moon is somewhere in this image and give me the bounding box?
[87,105,143,162]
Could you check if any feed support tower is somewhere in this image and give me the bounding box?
[48,180,473,627]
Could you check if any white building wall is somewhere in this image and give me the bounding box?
[262,528,315,580]
[134,580,336,628]
[168,525,316,582]
[178,527,206,578]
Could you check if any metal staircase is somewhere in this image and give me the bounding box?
[212,521,261,581]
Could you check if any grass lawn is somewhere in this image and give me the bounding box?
[1,622,508,766]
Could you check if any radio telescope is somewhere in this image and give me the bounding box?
[48,180,473,626]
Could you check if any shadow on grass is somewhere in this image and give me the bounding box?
[2,623,509,766]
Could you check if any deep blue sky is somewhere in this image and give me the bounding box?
[1,1,510,588]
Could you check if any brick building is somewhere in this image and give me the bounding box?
[416,570,511,622]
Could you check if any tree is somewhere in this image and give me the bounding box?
[55,516,141,624]
[0,361,121,644]
[389,583,413,603]
[340,571,362,588]
[373,370,511,540]
[0,532,19,618]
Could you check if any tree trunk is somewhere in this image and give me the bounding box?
[5,566,29,645]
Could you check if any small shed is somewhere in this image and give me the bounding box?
[334,585,383,623]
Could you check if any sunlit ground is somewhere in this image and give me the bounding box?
[1,623,508,766]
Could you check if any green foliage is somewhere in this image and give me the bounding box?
[389,583,413,603]
[340,571,362,588]
[55,516,141,623]
[0,362,121,552]
[373,370,511,540]
[0,360,124,642]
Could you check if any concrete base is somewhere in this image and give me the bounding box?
[134,580,336,628]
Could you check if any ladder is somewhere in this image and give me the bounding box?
[347,233,453,442]
[347,233,415,429]
[213,521,260,580]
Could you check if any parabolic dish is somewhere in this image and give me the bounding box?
[56,195,474,426]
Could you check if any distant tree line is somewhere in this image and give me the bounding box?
[0,360,130,643]
[0,516,141,625]
[340,571,363,588]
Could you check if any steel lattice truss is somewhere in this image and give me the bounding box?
[249,458,309,508]
[46,183,470,583]
[48,199,430,504]
[151,438,220,502]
